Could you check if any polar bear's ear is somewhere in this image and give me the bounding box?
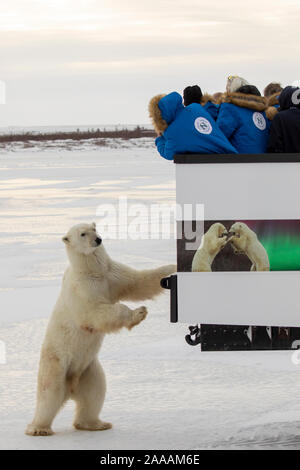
[92,222,96,229]
[62,236,69,244]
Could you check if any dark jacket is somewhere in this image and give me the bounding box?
[217,92,270,154]
[149,92,237,161]
[267,86,300,153]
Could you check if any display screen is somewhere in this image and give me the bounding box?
[177,219,300,272]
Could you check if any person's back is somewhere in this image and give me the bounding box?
[148,91,237,160]
[217,85,270,154]
[268,86,300,153]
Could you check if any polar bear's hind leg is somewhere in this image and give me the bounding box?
[72,359,112,431]
[26,356,66,436]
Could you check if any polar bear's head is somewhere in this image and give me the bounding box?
[229,222,253,238]
[207,222,228,239]
[62,223,102,255]
[229,222,257,254]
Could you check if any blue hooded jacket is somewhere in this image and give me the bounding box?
[203,100,219,121]
[217,92,270,154]
[153,92,237,161]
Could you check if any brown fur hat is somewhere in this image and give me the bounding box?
[148,94,168,135]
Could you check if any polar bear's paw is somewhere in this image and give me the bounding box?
[161,264,177,276]
[25,424,54,436]
[74,419,112,431]
[128,306,148,330]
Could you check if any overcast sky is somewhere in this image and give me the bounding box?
[0,0,299,127]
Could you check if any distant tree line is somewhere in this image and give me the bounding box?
[0,126,156,143]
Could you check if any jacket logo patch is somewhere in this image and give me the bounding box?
[194,117,212,135]
[252,112,266,131]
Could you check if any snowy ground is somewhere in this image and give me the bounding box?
[1,141,300,450]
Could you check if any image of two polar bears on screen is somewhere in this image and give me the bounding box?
[191,222,270,272]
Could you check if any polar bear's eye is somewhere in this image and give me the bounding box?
[81,233,86,237]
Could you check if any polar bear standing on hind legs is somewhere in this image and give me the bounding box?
[191,223,228,272]
[26,223,176,436]
[229,222,270,271]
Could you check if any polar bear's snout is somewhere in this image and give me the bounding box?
[219,231,228,238]
[228,231,240,238]
[95,237,102,246]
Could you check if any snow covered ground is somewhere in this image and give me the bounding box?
[1,140,300,450]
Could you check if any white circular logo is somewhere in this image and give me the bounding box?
[292,89,300,106]
[194,117,212,135]
[253,112,266,131]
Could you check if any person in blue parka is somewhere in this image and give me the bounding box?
[148,91,237,161]
[216,85,270,154]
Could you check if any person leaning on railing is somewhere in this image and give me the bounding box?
[216,84,270,154]
[148,91,237,161]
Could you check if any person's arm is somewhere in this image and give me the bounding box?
[267,116,283,153]
[216,103,239,139]
[155,135,174,160]
[204,102,219,121]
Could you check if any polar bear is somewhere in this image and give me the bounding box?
[26,223,176,436]
[229,222,270,271]
[191,223,228,272]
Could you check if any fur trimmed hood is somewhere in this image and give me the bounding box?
[264,93,281,120]
[148,94,168,134]
[222,92,268,112]
[266,86,300,120]
[267,92,280,107]
[211,93,224,104]
[149,92,218,133]
[149,92,184,134]
[201,93,214,106]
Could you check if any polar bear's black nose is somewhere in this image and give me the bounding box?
[95,237,102,246]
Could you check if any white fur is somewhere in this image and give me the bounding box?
[191,223,228,272]
[26,223,176,436]
[229,222,270,271]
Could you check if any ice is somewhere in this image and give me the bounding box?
[1,141,300,450]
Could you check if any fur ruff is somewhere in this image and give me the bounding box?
[267,92,280,107]
[265,92,280,120]
[201,93,214,105]
[222,92,268,112]
[265,106,279,120]
[148,94,168,134]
